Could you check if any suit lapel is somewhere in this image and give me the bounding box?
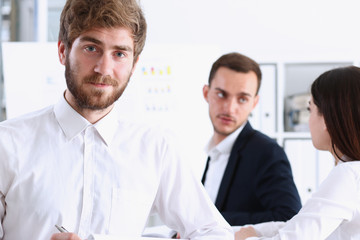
[215,122,256,210]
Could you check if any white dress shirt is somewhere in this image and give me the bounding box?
[245,160,360,240]
[0,96,233,240]
[204,124,244,203]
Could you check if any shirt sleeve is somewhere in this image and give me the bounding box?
[0,125,18,239]
[151,131,234,240]
[0,126,11,239]
[245,163,358,240]
[0,193,4,238]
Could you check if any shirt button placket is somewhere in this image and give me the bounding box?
[78,126,94,238]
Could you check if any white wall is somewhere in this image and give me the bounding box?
[31,0,360,61]
[141,0,360,61]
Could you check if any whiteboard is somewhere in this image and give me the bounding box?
[2,42,66,119]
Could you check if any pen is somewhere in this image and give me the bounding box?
[55,224,69,233]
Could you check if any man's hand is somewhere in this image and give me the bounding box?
[50,233,82,240]
[234,226,257,240]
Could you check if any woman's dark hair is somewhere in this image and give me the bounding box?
[311,66,360,161]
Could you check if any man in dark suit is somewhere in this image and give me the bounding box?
[202,52,301,226]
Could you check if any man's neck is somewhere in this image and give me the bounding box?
[211,122,247,148]
[211,134,227,147]
[76,106,114,124]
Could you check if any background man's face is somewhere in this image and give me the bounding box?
[203,67,259,140]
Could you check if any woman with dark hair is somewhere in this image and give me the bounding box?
[235,66,360,240]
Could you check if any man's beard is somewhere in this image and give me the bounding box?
[212,114,237,137]
[65,59,130,110]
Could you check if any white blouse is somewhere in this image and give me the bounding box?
[246,161,360,240]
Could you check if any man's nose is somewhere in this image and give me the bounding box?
[94,54,114,76]
[224,98,238,114]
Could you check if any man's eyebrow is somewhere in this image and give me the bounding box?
[238,92,253,97]
[214,87,226,92]
[214,87,253,97]
[79,36,133,53]
[80,36,102,45]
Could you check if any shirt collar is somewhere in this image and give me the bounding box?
[54,96,118,145]
[93,105,118,146]
[205,121,247,155]
[54,96,90,141]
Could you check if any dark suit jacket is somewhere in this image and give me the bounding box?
[203,122,301,226]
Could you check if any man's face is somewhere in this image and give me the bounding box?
[203,67,259,141]
[58,27,137,111]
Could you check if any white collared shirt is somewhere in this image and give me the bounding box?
[246,160,360,240]
[0,96,233,240]
[204,123,245,203]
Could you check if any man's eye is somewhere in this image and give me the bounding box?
[86,46,96,52]
[115,52,125,58]
[239,98,247,103]
[217,92,224,98]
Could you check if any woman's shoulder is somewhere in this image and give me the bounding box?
[336,161,360,178]
[319,161,360,193]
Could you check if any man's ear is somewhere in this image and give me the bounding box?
[252,94,260,110]
[58,41,67,65]
[130,56,140,76]
[203,84,210,103]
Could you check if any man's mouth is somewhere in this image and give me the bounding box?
[218,114,235,124]
[90,82,111,87]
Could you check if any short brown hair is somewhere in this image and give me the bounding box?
[208,52,262,95]
[311,66,360,161]
[59,0,147,61]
